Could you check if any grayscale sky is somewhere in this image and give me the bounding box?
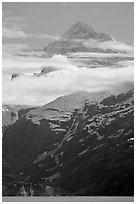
[3,2,134,49]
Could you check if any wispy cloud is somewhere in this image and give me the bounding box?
[3,27,27,38]
[3,15,28,29]
[2,13,29,34]
[2,43,70,76]
[83,39,134,55]
[2,26,61,40]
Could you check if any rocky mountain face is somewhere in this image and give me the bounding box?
[62,22,112,41]
[44,22,113,55]
[43,22,129,56]
[44,38,120,56]
[10,73,21,81]
[33,66,58,77]
[42,22,133,71]
[3,90,134,196]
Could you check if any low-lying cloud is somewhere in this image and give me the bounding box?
[2,44,74,75]
[2,41,134,106]
[3,57,134,106]
[83,39,134,56]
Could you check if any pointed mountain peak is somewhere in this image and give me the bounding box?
[62,21,112,41]
[62,21,95,40]
[70,21,95,32]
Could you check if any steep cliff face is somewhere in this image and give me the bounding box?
[3,90,134,196]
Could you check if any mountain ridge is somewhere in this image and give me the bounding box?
[44,22,116,55]
[62,22,113,41]
[3,90,134,196]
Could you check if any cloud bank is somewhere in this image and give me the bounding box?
[3,58,134,106]
[2,40,134,106]
[83,39,134,55]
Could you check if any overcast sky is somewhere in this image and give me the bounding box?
[3,2,134,49]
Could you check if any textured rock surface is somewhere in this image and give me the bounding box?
[3,90,134,196]
[62,22,112,41]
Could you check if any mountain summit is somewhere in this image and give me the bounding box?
[44,22,113,54]
[62,22,112,41]
[62,22,95,39]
